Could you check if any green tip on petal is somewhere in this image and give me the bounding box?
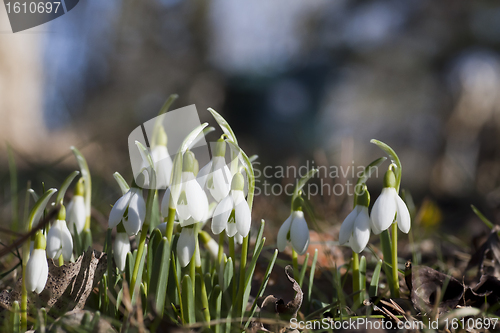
[214,138,226,157]
[383,169,397,188]
[34,230,46,250]
[75,178,85,196]
[183,151,195,173]
[292,196,304,212]
[116,221,126,233]
[57,204,67,220]
[355,184,370,207]
[157,126,168,146]
[231,172,245,191]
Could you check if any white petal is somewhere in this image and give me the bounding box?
[35,253,49,294]
[185,178,209,222]
[234,233,243,245]
[46,221,63,260]
[177,228,196,268]
[339,207,359,245]
[160,187,171,219]
[108,191,132,229]
[123,190,146,236]
[153,146,173,189]
[197,161,212,189]
[180,217,197,227]
[176,190,191,221]
[290,211,310,255]
[26,249,47,293]
[59,221,73,261]
[396,195,411,233]
[351,207,371,253]
[209,157,231,202]
[233,191,251,237]
[157,222,167,236]
[68,195,86,234]
[277,214,293,252]
[113,232,130,272]
[370,188,397,234]
[212,195,232,234]
[226,217,238,237]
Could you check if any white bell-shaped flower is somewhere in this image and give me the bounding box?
[212,172,251,237]
[206,139,232,202]
[339,187,371,253]
[108,186,146,236]
[176,151,209,222]
[277,198,310,255]
[46,205,73,261]
[67,179,86,234]
[151,127,173,189]
[26,231,49,294]
[113,225,130,272]
[371,169,411,234]
[177,226,196,267]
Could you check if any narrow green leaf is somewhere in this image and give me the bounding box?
[27,189,39,203]
[471,205,494,229]
[298,253,309,288]
[11,301,20,333]
[253,220,265,257]
[380,230,395,296]
[307,249,318,307]
[208,108,238,145]
[148,237,170,316]
[113,172,130,195]
[244,249,278,329]
[55,171,80,204]
[223,258,233,294]
[369,260,383,297]
[212,285,222,333]
[73,224,81,257]
[125,252,135,286]
[131,244,147,305]
[81,229,92,252]
[240,237,266,317]
[181,275,195,324]
[359,255,367,301]
[158,94,179,116]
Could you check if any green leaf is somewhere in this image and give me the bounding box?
[113,172,130,195]
[471,205,495,229]
[223,258,233,294]
[11,301,20,333]
[370,139,402,191]
[244,249,278,329]
[369,260,383,297]
[307,249,318,306]
[253,220,265,257]
[208,108,238,145]
[148,237,170,316]
[211,285,222,333]
[55,171,80,204]
[181,275,195,324]
[359,255,367,299]
[158,94,179,116]
[27,189,39,203]
[240,237,266,317]
[125,252,135,286]
[291,168,319,207]
[225,140,255,209]
[28,188,57,230]
[71,146,92,220]
[298,252,309,288]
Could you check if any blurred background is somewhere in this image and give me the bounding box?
[1,0,500,247]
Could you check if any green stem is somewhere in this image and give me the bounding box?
[165,207,176,242]
[218,233,224,265]
[292,248,298,276]
[130,189,156,297]
[228,236,236,299]
[352,252,360,308]
[195,242,210,325]
[391,222,400,298]
[58,254,64,266]
[237,235,249,320]
[20,242,28,331]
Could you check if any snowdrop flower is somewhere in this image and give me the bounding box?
[212,172,251,237]
[113,224,130,272]
[371,169,411,234]
[151,127,173,189]
[46,205,73,261]
[177,226,196,267]
[26,231,49,294]
[206,139,232,202]
[339,185,371,253]
[67,179,86,234]
[176,151,209,222]
[108,185,146,236]
[277,197,310,255]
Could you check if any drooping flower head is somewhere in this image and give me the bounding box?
[26,231,49,294]
[176,150,209,223]
[339,184,371,253]
[108,183,146,236]
[151,126,173,189]
[46,205,73,261]
[206,139,232,202]
[212,172,251,238]
[67,178,86,235]
[114,223,131,272]
[277,196,310,255]
[370,168,411,234]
